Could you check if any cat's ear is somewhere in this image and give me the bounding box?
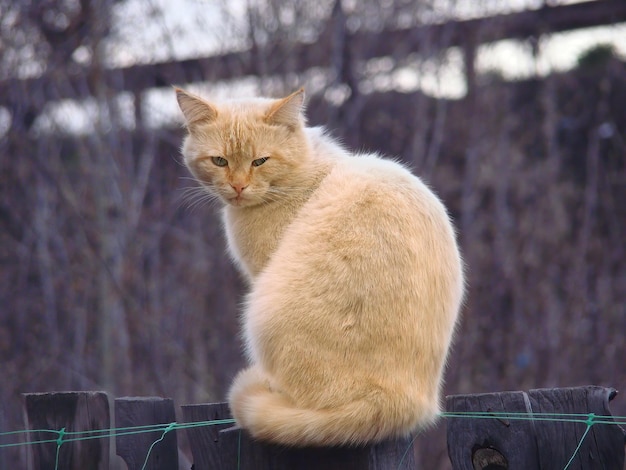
[265,88,305,129]
[175,87,218,128]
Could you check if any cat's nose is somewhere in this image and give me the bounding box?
[230,183,248,195]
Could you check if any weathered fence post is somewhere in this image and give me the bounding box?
[218,423,416,470]
[0,402,8,470]
[115,396,179,470]
[23,391,110,470]
[446,385,626,469]
[182,402,416,470]
[180,402,232,470]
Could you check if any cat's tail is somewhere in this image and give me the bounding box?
[227,366,438,446]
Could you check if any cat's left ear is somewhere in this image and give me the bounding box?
[265,88,305,129]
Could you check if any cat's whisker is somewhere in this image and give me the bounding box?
[186,195,220,213]
[177,185,220,212]
[177,185,207,203]
[260,186,300,203]
[259,191,288,205]
[179,176,202,183]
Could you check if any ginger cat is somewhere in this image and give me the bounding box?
[176,87,464,446]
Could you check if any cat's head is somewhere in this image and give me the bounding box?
[176,87,310,208]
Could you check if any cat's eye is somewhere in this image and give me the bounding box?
[211,156,228,167]
[252,157,269,167]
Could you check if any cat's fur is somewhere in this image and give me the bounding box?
[176,87,464,446]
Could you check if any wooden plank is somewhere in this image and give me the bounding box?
[114,396,178,470]
[2,0,625,108]
[528,386,625,470]
[218,426,416,470]
[446,386,626,469]
[0,403,7,470]
[446,390,539,469]
[180,402,232,470]
[23,391,110,470]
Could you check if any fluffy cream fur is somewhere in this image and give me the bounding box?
[176,87,464,446]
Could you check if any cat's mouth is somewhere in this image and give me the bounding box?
[227,194,252,207]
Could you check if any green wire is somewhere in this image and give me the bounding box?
[1,414,622,470]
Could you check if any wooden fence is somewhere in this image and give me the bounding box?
[12,385,625,469]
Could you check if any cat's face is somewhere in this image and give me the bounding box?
[176,88,309,208]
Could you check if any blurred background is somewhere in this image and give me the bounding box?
[1,0,625,467]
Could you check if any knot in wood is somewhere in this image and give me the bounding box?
[472,446,508,470]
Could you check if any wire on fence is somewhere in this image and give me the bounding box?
[1,413,624,470]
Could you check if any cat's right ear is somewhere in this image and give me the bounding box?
[175,87,218,128]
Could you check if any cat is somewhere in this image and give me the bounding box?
[175,86,464,447]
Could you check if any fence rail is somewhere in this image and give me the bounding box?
[3,385,624,469]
